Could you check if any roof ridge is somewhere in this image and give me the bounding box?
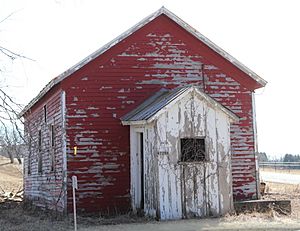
[19,6,267,117]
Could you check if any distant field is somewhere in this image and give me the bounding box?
[0,156,23,193]
[260,167,300,175]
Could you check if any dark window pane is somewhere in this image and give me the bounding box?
[180,138,206,162]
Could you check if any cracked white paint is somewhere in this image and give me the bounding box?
[23,90,67,212]
[128,89,235,220]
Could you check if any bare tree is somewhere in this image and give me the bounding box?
[0,126,23,164]
[0,12,33,162]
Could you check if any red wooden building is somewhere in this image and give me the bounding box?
[20,7,266,218]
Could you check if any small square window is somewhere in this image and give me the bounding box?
[180,138,206,162]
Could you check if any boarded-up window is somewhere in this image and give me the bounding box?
[28,138,32,175]
[43,105,47,123]
[38,130,43,173]
[50,125,55,171]
[50,125,55,147]
[180,138,206,162]
[38,130,42,151]
[27,146,31,175]
[27,150,31,175]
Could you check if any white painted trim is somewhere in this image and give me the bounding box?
[61,91,68,211]
[130,126,146,212]
[252,92,260,199]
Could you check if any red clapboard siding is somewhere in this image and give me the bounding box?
[61,15,258,213]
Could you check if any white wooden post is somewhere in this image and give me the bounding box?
[72,175,78,231]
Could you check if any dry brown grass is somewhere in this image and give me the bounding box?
[0,202,73,231]
[0,156,150,230]
[0,155,68,230]
[0,201,152,231]
[263,181,300,219]
[223,182,300,225]
[1,156,300,230]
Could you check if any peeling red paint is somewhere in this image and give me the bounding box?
[23,12,263,214]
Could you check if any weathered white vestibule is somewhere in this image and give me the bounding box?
[121,86,238,220]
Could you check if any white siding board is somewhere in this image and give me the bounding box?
[128,87,234,220]
[216,110,234,214]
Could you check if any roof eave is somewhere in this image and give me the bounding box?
[121,120,147,126]
[18,78,60,118]
[160,7,267,89]
[20,8,167,117]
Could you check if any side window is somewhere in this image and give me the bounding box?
[50,124,55,171]
[180,138,206,162]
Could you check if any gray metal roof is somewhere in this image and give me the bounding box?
[20,6,267,117]
[121,86,239,124]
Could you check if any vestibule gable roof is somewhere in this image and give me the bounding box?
[121,86,239,125]
[20,6,267,117]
